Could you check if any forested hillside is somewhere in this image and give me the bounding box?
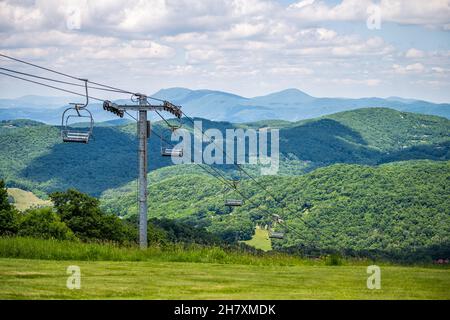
[1,108,449,197]
[101,160,450,261]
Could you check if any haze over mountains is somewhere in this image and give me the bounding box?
[1,88,449,124]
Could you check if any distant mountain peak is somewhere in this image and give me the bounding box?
[250,88,315,105]
[276,88,311,95]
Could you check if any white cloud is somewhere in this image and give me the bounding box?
[268,66,314,76]
[405,48,425,58]
[392,63,426,74]
[185,48,224,64]
[381,0,450,26]
[222,23,266,39]
[288,0,372,22]
[327,77,381,86]
[288,0,450,28]
[0,0,449,101]
[289,0,316,10]
[431,67,446,73]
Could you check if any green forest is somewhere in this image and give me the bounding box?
[1,108,449,262]
[100,160,450,261]
[1,108,448,197]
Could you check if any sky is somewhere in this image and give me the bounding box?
[0,0,449,102]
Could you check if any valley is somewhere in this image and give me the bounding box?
[1,107,449,262]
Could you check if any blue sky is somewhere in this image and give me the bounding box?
[0,0,449,102]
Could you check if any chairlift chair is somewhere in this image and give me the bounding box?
[272,213,284,224]
[161,122,183,157]
[224,198,244,207]
[61,79,93,143]
[268,214,285,239]
[224,177,244,207]
[269,231,284,239]
[161,147,183,157]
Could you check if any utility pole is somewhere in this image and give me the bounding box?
[103,96,182,249]
[137,94,148,249]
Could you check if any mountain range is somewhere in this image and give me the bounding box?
[1,88,449,124]
[1,107,448,197]
[1,107,449,259]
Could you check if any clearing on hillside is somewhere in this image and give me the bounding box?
[7,188,52,211]
[242,226,272,252]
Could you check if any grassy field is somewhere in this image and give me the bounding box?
[7,188,52,211]
[242,226,272,252]
[0,237,449,300]
[1,258,449,299]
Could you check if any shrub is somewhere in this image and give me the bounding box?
[0,209,20,235]
[325,254,343,266]
[49,189,136,244]
[0,179,20,235]
[18,207,76,240]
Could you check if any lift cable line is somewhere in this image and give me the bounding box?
[178,112,314,220]
[0,56,333,251]
[1,67,329,250]
[0,71,104,102]
[0,64,264,209]
[176,109,339,249]
[0,53,136,95]
[0,67,131,94]
[0,53,84,81]
[173,110,339,249]
[143,113,317,250]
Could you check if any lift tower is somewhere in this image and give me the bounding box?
[137,94,148,248]
[103,94,182,249]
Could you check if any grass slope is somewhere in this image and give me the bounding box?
[1,259,448,299]
[7,187,52,211]
[242,226,272,252]
[0,238,448,299]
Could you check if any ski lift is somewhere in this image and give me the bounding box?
[225,198,244,207]
[224,176,244,207]
[269,231,284,239]
[161,121,183,157]
[161,147,183,157]
[61,79,93,143]
[272,213,284,224]
[269,214,284,239]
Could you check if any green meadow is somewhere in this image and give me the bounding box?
[0,238,449,300]
[242,226,272,252]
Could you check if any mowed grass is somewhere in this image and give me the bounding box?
[0,237,449,299]
[242,226,272,252]
[7,188,52,211]
[1,258,449,299]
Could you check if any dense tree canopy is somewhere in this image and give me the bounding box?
[0,108,448,197]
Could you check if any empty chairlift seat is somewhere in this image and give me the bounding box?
[224,199,243,207]
[269,231,284,239]
[60,80,93,144]
[62,130,91,143]
[161,147,183,157]
[61,105,94,144]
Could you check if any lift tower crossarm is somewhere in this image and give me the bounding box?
[104,100,182,116]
